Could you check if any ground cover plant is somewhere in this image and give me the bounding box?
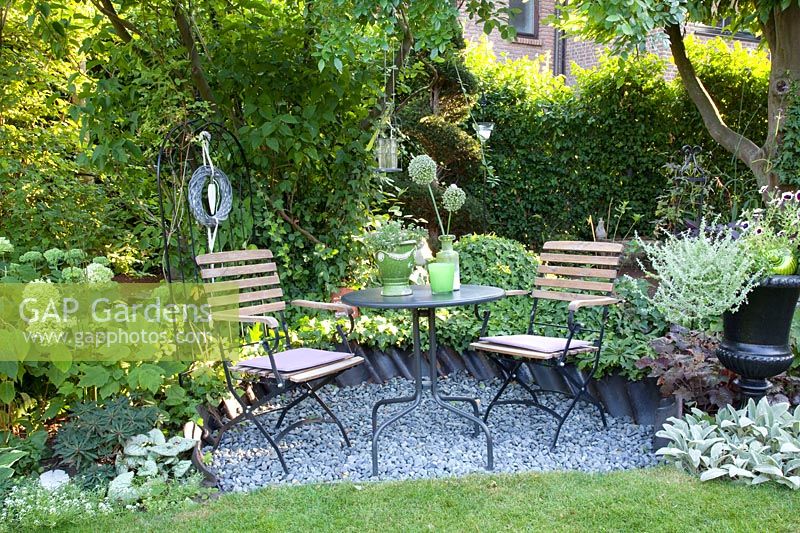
[657,398,800,489]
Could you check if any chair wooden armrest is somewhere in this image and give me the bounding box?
[212,311,280,329]
[504,289,531,297]
[291,299,355,315]
[567,297,619,312]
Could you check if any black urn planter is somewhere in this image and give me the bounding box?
[716,276,800,403]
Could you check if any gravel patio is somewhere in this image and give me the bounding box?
[208,372,657,491]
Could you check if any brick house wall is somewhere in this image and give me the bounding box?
[460,2,762,83]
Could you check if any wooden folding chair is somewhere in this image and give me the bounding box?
[197,249,364,473]
[470,241,623,448]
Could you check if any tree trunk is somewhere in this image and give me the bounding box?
[666,24,766,186]
[763,4,800,188]
[667,6,800,191]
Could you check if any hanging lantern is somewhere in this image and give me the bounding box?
[475,122,495,142]
[375,133,401,173]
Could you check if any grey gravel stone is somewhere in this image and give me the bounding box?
[206,372,657,491]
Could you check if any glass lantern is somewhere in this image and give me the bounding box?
[475,122,495,143]
[375,135,402,173]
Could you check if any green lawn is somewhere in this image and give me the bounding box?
[67,467,799,532]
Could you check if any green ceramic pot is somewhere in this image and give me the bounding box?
[376,240,418,296]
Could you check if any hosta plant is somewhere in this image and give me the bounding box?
[656,398,800,489]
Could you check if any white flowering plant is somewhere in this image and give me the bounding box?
[407,154,466,236]
[640,189,800,325]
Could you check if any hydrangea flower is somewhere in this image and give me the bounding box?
[92,256,110,266]
[19,251,44,264]
[60,266,85,283]
[86,262,114,284]
[65,249,86,266]
[442,184,466,212]
[408,155,437,186]
[0,237,13,255]
[43,248,64,266]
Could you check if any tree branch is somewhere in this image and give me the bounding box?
[89,0,142,43]
[276,209,323,245]
[173,1,217,105]
[665,23,766,184]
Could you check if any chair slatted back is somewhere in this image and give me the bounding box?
[196,249,286,318]
[533,241,624,301]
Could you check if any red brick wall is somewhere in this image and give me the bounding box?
[461,5,763,84]
[461,0,558,67]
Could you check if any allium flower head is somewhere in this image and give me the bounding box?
[408,155,437,186]
[442,184,466,213]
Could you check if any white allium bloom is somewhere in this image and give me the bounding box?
[39,469,70,491]
[408,154,437,186]
[85,262,114,284]
[442,183,466,212]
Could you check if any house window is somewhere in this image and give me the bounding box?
[509,0,538,38]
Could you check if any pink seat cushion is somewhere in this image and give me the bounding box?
[479,334,593,353]
[238,348,351,372]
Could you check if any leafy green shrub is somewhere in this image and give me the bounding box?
[657,398,800,489]
[400,37,768,248]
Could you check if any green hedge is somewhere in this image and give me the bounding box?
[397,37,768,248]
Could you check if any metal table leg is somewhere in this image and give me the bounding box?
[371,309,424,476]
[427,311,494,470]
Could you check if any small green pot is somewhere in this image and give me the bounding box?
[376,240,418,296]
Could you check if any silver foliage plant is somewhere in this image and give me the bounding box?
[108,429,196,502]
[656,398,800,489]
[637,221,762,325]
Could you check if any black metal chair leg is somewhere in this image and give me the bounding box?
[483,371,515,423]
[550,393,581,450]
[274,388,313,430]
[307,385,352,447]
[247,411,289,474]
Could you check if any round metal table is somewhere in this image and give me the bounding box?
[342,284,505,476]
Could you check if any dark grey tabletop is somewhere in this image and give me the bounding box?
[341,284,505,310]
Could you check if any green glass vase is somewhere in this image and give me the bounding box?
[436,235,460,290]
